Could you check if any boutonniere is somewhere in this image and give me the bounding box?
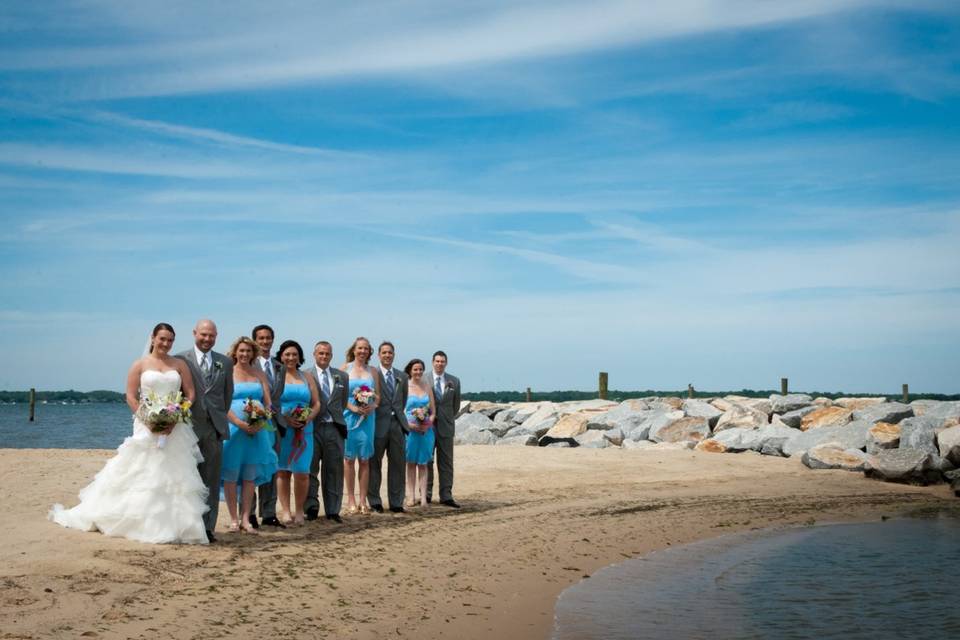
[445,380,454,391]
[214,361,223,371]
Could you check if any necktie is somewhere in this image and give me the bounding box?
[435,376,443,399]
[201,353,212,382]
[321,370,331,400]
[263,359,274,384]
[385,369,395,399]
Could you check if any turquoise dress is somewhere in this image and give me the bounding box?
[404,393,434,465]
[343,365,376,461]
[221,381,278,486]
[277,374,313,474]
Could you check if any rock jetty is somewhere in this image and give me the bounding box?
[455,396,960,491]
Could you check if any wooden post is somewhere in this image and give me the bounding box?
[525,387,531,402]
[598,372,608,400]
[902,383,909,404]
[28,388,35,422]
[688,384,694,399]
[780,378,788,395]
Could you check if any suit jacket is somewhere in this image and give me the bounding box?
[177,348,234,439]
[304,366,349,436]
[426,371,460,438]
[261,356,286,436]
[374,366,410,435]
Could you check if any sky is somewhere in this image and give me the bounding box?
[1,0,959,394]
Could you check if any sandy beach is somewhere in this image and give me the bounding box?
[4,446,956,639]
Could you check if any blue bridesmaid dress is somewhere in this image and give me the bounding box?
[404,393,434,465]
[343,365,376,461]
[277,375,313,474]
[221,381,278,487]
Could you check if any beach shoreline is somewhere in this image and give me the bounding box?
[4,446,956,639]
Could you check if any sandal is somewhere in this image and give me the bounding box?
[359,505,370,515]
[228,521,241,533]
[240,522,259,535]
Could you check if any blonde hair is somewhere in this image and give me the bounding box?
[227,336,259,364]
[345,336,372,364]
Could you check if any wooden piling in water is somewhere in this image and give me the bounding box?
[598,372,608,400]
[688,384,694,399]
[902,383,909,404]
[28,388,35,422]
[781,378,789,395]
[525,387,531,402]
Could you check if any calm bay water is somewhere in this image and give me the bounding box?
[0,403,133,449]
[554,517,960,640]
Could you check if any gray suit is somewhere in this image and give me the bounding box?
[368,366,409,510]
[303,366,349,517]
[254,356,285,520]
[425,371,460,502]
[177,348,234,531]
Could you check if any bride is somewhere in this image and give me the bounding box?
[49,323,210,544]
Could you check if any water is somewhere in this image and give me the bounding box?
[0,403,133,449]
[554,517,960,640]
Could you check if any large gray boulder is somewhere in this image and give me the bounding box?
[544,413,590,439]
[575,429,611,449]
[623,410,684,442]
[802,445,870,471]
[778,406,818,428]
[649,416,711,444]
[908,399,940,417]
[682,399,723,428]
[769,394,813,414]
[834,397,886,410]
[715,404,768,432]
[752,422,804,456]
[898,416,945,455]
[586,404,657,434]
[603,427,625,447]
[741,398,773,415]
[937,425,960,465]
[454,412,498,445]
[852,402,914,425]
[495,433,538,446]
[511,403,559,438]
[467,401,510,419]
[865,448,940,484]
[922,401,960,423]
[866,422,900,454]
[557,399,618,415]
[800,406,853,431]
[647,397,684,412]
[782,419,872,458]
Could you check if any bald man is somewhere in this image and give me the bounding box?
[177,319,234,542]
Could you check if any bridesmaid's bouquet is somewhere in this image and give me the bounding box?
[286,404,312,426]
[138,391,192,449]
[353,384,375,407]
[243,398,274,433]
[410,406,432,429]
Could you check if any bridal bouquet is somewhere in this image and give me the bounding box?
[353,384,375,407]
[138,391,192,449]
[243,398,274,433]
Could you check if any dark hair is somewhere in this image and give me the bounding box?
[404,358,425,376]
[251,324,274,340]
[150,323,175,353]
[432,350,447,361]
[276,340,304,367]
[378,341,395,354]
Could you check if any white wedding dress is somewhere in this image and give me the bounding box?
[49,370,209,544]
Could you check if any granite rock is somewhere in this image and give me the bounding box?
[898,416,945,455]
[834,397,886,410]
[715,404,768,432]
[512,403,559,438]
[778,406,818,429]
[800,406,853,431]
[865,448,939,484]
[802,445,870,471]
[649,416,711,444]
[781,419,872,458]
[544,413,590,439]
[574,429,611,449]
[769,394,813,414]
[682,399,723,428]
[936,425,960,465]
[866,422,900,454]
[852,402,914,425]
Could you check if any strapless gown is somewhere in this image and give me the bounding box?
[277,379,313,474]
[404,393,435,465]
[49,369,209,544]
[221,381,278,487]
[344,369,375,461]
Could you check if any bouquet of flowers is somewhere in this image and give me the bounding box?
[243,398,274,433]
[137,391,192,449]
[286,404,311,425]
[353,384,375,407]
[410,406,432,429]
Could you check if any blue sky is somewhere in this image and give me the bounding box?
[1,1,958,394]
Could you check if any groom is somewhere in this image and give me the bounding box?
[426,350,461,508]
[177,319,233,542]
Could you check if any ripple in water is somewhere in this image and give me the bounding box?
[553,517,960,640]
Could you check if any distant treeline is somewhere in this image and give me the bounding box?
[2,389,958,404]
[463,389,960,402]
[0,390,125,403]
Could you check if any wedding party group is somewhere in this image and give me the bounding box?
[49,320,463,544]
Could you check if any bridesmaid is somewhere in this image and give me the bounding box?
[403,358,436,508]
[275,340,320,526]
[222,337,278,534]
[342,337,380,515]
